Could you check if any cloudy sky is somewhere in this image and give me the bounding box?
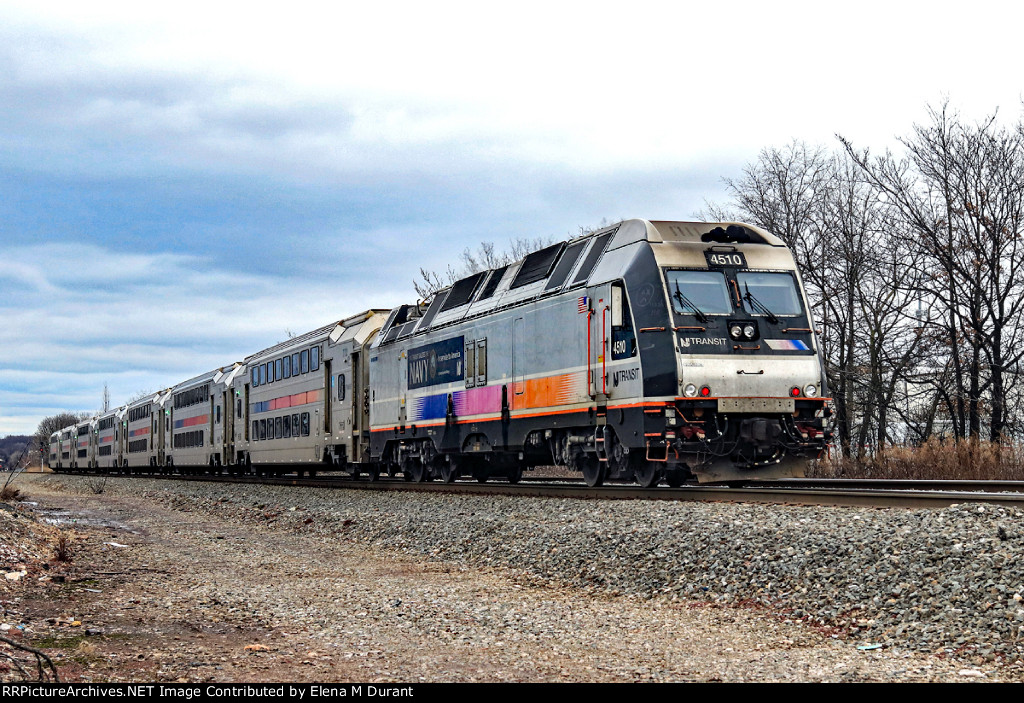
[2,0,1023,437]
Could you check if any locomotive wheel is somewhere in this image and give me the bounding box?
[366,465,380,482]
[440,461,458,484]
[473,467,488,483]
[634,461,660,488]
[506,465,523,484]
[581,456,605,487]
[403,457,425,482]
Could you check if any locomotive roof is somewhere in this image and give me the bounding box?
[377,219,788,344]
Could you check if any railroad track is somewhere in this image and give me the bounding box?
[53,471,1024,509]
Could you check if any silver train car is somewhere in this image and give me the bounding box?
[48,219,830,485]
[369,219,830,485]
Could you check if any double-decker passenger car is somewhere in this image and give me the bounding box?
[239,310,387,476]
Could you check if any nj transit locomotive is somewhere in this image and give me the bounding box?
[48,219,831,486]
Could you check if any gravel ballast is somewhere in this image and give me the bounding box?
[12,473,1024,680]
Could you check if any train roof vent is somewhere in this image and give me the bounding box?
[544,239,588,291]
[570,232,615,286]
[510,242,566,289]
[440,271,486,311]
[700,224,764,244]
[477,265,509,301]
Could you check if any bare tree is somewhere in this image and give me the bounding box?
[33,412,84,462]
[842,102,1024,441]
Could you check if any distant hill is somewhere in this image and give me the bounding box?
[0,435,32,467]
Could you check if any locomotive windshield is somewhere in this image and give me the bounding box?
[736,272,803,316]
[665,270,732,315]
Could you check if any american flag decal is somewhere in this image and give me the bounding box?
[577,295,589,313]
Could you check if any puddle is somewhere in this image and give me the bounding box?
[36,508,138,534]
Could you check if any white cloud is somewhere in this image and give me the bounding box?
[0,241,408,433]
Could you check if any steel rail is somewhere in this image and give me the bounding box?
[60,472,1024,509]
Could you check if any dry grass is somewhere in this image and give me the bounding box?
[52,531,73,563]
[811,437,1024,481]
[0,484,20,501]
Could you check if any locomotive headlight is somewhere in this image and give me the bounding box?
[729,325,743,339]
[683,383,698,397]
[743,324,756,339]
[804,384,818,398]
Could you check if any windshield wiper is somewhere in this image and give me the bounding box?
[673,282,709,323]
[743,283,779,324]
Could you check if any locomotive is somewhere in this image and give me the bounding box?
[49,219,831,486]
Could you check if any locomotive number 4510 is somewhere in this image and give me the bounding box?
[704,251,747,268]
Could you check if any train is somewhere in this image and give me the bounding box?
[48,219,832,486]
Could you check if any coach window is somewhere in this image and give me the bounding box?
[260,419,267,441]
[292,353,300,375]
[292,413,299,434]
[237,398,243,418]
[268,361,276,384]
[216,405,221,424]
[300,349,309,374]
[311,346,320,372]
[338,374,346,401]
[276,417,283,439]
[284,415,291,438]
[252,421,258,441]
[301,412,310,436]
[276,358,283,381]
[284,355,291,378]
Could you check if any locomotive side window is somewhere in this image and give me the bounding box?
[476,339,487,386]
[665,270,733,315]
[611,284,637,360]
[465,342,476,388]
[736,272,803,316]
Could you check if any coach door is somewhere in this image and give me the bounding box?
[324,359,332,436]
[222,390,233,465]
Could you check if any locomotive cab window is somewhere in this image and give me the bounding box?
[736,271,803,316]
[665,270,733,316]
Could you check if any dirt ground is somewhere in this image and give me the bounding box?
[0,476,1014,683]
